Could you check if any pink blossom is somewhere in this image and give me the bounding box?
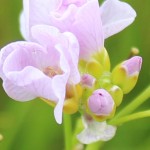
[20,0,136,60]
[0,25,80,124]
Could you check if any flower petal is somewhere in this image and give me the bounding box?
[3,79,36,101]
[101,0,136,39]
[20,0,61,40]
[32,25,80,84]
[53,44,70,124]
[2,42,53,75]
[3,74,57,102]
[77,117,117,144]
[72,0,104,60]
[61,32,80,84]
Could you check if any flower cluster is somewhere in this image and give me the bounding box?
[0,0,142,145]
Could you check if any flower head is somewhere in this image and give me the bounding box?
[20,0,136,60]
[0,25,80,124]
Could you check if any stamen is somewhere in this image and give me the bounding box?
[43,66,62,77]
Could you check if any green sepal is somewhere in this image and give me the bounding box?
[112,65,139,94]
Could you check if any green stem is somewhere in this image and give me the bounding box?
[110,86,150,124]
[63,114,72,150]
[111,110,150,125]
[85,141,104,150]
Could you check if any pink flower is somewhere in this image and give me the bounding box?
[20,0,136,60]
[0,25,80,124]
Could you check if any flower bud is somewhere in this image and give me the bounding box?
[86,48,111,78]
[109,85,123,107]
[81,74,96,88]
[112,56,142,94]
[88,89,114,116]
[79,48,110,79]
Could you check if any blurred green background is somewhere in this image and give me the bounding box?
[0,0,150,150]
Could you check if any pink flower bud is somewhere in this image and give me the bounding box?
[122,56,142,76]
[81,74,95,88]
[88,89,114,116]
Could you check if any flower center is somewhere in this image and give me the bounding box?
[43,66,62,77]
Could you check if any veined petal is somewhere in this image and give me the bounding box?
[72,0,104,60]
[62,32,80,84]
[32,25,80,84]
[3,74,57,102]
[77,117,117,144]
[3,79,36,101]
[53,44,70,124]
[101,0,136,38]
[1,41,54,74]
[31,25,64,47]
[20,0,61,40]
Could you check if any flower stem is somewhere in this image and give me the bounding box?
[85,141,104,150]
[109,86,150,124]
[63,114,72,150]
[111,110,150,125]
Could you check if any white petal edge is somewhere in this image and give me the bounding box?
[77,117,117,144]
[101,0,136,39]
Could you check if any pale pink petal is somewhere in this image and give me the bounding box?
[31,25,64,47]
[62,32,80,84]
[72,0,104,60]
[32,25,80,84]
[3,79,36,101]
[4,66,47,86]
[101,0,136,38]
[53,44,70,124]
[53,74,68,124]
[20,0,61,40]
[20,12,28,40]
[1,42,54,74]
[3,74,57,102]
[0,43,16,78]
[50,4,78,31]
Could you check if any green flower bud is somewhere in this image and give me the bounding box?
[112,56,142,94]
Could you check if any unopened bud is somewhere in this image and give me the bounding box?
[81,74,96,88]
[112,56,142,94]
[86,48,111,78]
[88,89,114,116]
[109,85,123,107]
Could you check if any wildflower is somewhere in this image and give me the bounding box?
[0,25,80,124]
[20,0,136,60]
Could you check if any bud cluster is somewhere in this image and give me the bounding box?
[77,48,142,122]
